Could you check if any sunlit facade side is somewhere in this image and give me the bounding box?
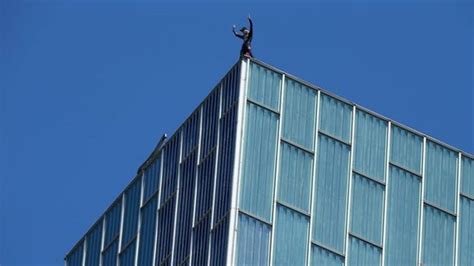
[66,58,474,266]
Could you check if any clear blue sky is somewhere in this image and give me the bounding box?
[1,1,472,265]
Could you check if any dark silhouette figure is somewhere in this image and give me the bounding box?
[233,16,254,58]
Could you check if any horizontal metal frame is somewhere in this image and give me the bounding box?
[460,192,474,202]
[318,129,352,147]
[237,209,272,227]
[275,200,311,218]
[311,240,345,258]
[280,137,315,155]
[423,200,457,218]
[348,231,383,250]
[102,237,119,255]
[249,58,473,160]
[118,235,137,254]
[388,161,423,179]
[352,169,386,187]
[246,98,280,116]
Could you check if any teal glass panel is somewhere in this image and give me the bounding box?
[313,134,350,253]
[390,125,423,174]
[85,221,102,266]
[348,237,381,266]
[461,156,474,197]
[236,213,271,266]
[248,62,281,110]
[422,205,455,266]
[240,102,278,221]
[458,196,474,266]
[319,94,352,143]
[273,204,309,266]
[350,173,384,245]
[311,245,344,266]
[277,142,313,212]
[282,78,316,150]
[354,110,387,181]
[425,141,458,212]
[385,166,421,266]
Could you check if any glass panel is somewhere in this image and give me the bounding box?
[425,141,458,212]
[119,240,136,266]
[354,110,387,181]
[161,135,180,202]
[273,204,309,265]
[390,125,423,174]
[348,237,381,266]
[221,63,240,114]
[143,156,161,202]
[313,134,350,253]
[102,241,118,266]
[210,215,230,266]
[121,177,141,246]
[461,156,474,197]
[240,102,279,222]
[422,205,455,265]
[282,78,316,150]
[195,150,215,223]
[155,196,176,265]
[248,62,281,110]
[350,173,384,245]
[85,221,102,266]
[192,214,211,266]
[311,245,344,266]
[104,201,122,246]
[458,196,474,266]
[236,213,271,266]
[137,196,158,266]
[385,166,421,266]
[277,142,313,212]
[66,241,84,266]
[201,87,219,159]
[319,94,352,143]
[182,111,200,158]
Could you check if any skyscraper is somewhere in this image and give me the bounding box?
[66,58,474,266]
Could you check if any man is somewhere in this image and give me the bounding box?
[233,15,254,58]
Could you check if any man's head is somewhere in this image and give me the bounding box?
[240,27,249,35]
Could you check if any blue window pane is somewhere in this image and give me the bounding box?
[311,245,344,266]
[182,111,200,158]
[143,156,161,203]
[195,150,215,223]
[121,177,141,246]
[348,237,381,266]
[461,156,474,197]
[273,204,309,266]
[282,78,316,150]
[85,221,102,266]
[192,214,211,266]
[385,166,421,266]
[319,94,352,143]
[248,62,281,110]
[425,141,458,212]
[66,241,84,266]
[240,102,278,222]
[210,215,230,266]
[137,196,158,266]
[104,201,121,246]
[221,62,240,114]
[350,173,384,245]
[458,196,474,266]
[236,213,271,266]
[422,205,455,265]
[354,110,387,181]
[277,142,313,212]
[201,87,219,159]
[119,240,136,266]
[161,135,180,202]
[102,240,118,266]
[390,125,423,174]
[313,134,350,253]
[155,195,176,265]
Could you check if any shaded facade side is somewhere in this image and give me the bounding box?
[65,61,242,266]
[231,59,474,266]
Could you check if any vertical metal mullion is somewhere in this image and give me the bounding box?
[82,236,87,266]
[170,133,184,265]
[134,173,145,266]
[454,152,462,266]
[207,82,223,266]
[152,152,164,266]
[99,216,106,266]
[344,105,357,264]
[227,58,250,265]
[417,137,427,264]
[307,90,321,266]
[381,121,392,266]
[117,193,126,265]
[268,74,285,266]
[189,105,203,266]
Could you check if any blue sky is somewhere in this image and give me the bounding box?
[1,1,472,265]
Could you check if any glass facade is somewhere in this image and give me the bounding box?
[66,59,473,266]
